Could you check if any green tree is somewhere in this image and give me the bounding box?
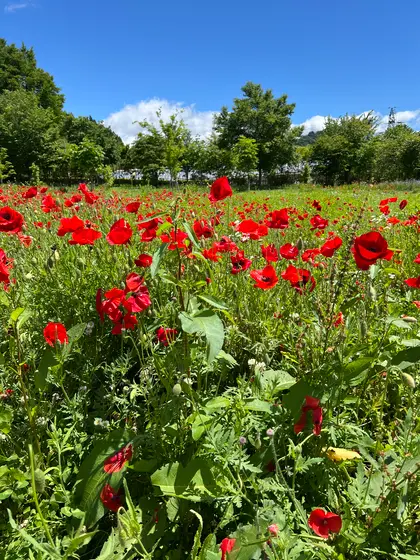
[0,90,60,180]
[373,124,420,181]
[130,131,165,186]
[309,113,377,185]
[0,148,15,183]
[136,111,188,187]
[214,82,301,187]
[0,39,64,114]
[232,135,258,189]
[181,135,205,182]
[68,138,105,182]
[61,114,124,167]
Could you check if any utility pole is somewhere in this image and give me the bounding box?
[388,107,397,128]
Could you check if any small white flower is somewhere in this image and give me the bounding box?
[93,417,103,427]
[248,358,256,367]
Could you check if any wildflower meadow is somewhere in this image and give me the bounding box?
[0,179,419,560]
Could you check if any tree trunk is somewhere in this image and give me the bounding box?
[258,167,262,189]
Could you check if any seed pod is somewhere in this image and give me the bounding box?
[401,372,416,389]
[172,383,182,396]
[401,316,417,323]
[34,469,46,494]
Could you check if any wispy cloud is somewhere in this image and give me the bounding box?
[4,2,32,13]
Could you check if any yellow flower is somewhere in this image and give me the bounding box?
[323,447,361,462]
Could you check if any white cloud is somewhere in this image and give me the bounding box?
[103,98,215,145]
[4,2,31,12]
[298,109,420,135]
[104,98,420,143]
[297,115,329,134]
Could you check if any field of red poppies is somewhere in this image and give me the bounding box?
[0,179,419,560]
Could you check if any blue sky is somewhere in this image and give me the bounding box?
[2,0,420,142]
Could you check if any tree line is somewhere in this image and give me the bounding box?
[1,38,419,187]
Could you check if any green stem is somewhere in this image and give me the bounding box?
[29,444,55,548]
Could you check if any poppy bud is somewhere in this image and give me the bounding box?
[172,383,182,396]
[34,469,46,494]
[296,238,304,250]
[401,315,417,323]
[401,372,416,389]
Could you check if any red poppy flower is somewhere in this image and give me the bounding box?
[213,236,238,253]
[320,237,342,257]
[106,219,133,245]
[405,277,420,289]
[261,244,279,262]
[156,327,178,346]
[334,312,344,327]
[209,177,233,203]
[308,509,342,538]
[96,289,105,322]
[57,216,85,236]
[22,187,37,199]
[231,250,252,274]
[125,201,141,213]
[194,219,214,239]
[41,195,59,213]
[413,254,420,264]
[161,230,188,250]
[203,247,222,262]
[352,232,393,270]
[123,290,152,313]
[311,200,322,211]
[135,253,153,267]
[294,396,322,436]
[310,215,328,230]
[69,228,102,245]
[250,265,278,290]
[111,313,138,335]
[100,483,122,512]
[399,199,408,210]
[104,444,133,474]
[413,301,420,309]
[125,272,143,292]
[279,243,299,260]
[0,207,24,233]
[281,265,316,294]
[43,322,69,347]
[265,209,289,229]
[220,538,236,560]
[302,248,321,265]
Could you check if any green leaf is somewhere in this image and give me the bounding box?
[282,379,314,419]
[65,531,97,558]
[9,307,24,324]
[8,510,62,559]
[151,459,222,501]
[343,357,373,386]
[183,220,201,251]
[198,295,229,310]
[204,397,231,411]
[244,399,272,413]
[16,309,32,330]
[391,346,420,370]
[260,369,296,394]
[151,243,168,278]
[189,509,203,560]
[0,409,12,435]
[75,429,134,527]
[36,347,59,391]
[67,323,87,343]
[191,414,214,441]
[179,310,224,364]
